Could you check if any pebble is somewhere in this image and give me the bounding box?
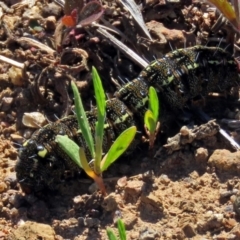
[159,174,170,185]
[84,217,100,228]
[8,67,24,86]
[42,2,62,18]
[125,180,145,196]
[22,112,47,128]
[195,147,209,163]
[117,176,127,188]
[9,221,56,240]
[0,181,7,193]
[4,172,17,188]
[208,149,240,173]
[45,16,56,31]
[101,193,118,212]
[10,134,23,143]
[182,223,196,238]
[1,97,13,111]
[142,170,155,182]
[220,189,238,198]
[139,227,160,240]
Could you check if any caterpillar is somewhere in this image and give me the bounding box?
[15,46,240,192]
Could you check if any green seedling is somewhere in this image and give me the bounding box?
[107,219,126,240]
[144,86,160,149]
[56,67,136,195]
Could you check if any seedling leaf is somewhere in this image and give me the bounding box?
[92,66,106,174]
[106,228,118,240]
[144,110,156,134]
[101,126,136,172]
[149,86,159,123]
[71,81,95,158]
[56,135,82,168]
[117,219,126,240]
[92,66,106,117]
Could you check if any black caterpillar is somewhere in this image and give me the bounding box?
[16,46,240,192]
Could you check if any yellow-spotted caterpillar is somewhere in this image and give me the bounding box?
[16,46,240,192]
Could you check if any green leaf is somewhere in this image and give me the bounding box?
[144,110,156,134]
[92,67,106,174]
[106,228,118,240]
[56,135,82,168]
[101,126,137,172]
[149,86,159,123]
[71,81,95,158]
[92,66,106,119]
[79,147,99,180]
[117,219,126,240]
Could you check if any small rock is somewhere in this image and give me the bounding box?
[23,129,34,139]
[117,176,127,188]
[73,195,84,209]
[220,189,238,198]
[84,217,100,228]
[102,193,119,212]
[203,212,224,230]
[1,97,13,111]
[45,16,56,31]
[1,206,11,219]
[8,66,24,86]
[0,181,7,193]
[124,180,145,201]
[182,223,196,238]
[9,221,56,240]
[4,172,17,188]
[159,174,170,185]
[208,149,240,173]
[142,170,155,182]
[10,134,23,143]
[223,218,237,229]
[146,21,189,48]
[22,112,47,128]
[10,207,19,218]
[139,227,160,240]
[42,2,62,18]
[195,147,209,163]
[22,6,42,19]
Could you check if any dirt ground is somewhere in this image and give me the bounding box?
[1,0,240,239]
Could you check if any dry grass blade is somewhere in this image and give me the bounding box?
[53,0,64,7]
[0,55,25,69]
[17,37,56,55]
[118,0,152,40]
[95,26,148,68]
